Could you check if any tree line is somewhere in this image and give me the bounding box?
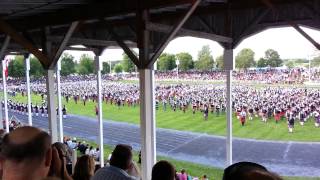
[6,45,319,78]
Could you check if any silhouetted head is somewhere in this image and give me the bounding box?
[152,160,176,180]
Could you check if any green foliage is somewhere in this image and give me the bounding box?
[102,62,111,74]
[30,57,45,77]
[176,52,194,71]
[264,49,282,67]
[257,58,268,68]
[285,61,295,69]
[157,53,177,71]
[60,53,76,76]
[78,54,94,75]
[293,58,308,64]
[195,45,214,71]
[235,48,256,69]
[215,55,224,69]
[114,63,123,73]
[311,56,320,67]
[122,53,136,73]
[8,56,25,77]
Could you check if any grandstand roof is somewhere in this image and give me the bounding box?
[0,0,319,66]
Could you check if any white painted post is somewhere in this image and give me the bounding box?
[139,68,156,180]
[2,60,8,133]
[224,49,234,166]
[25,56,32,126]
[46,69,58,142]
[56,59,63,142]
[95,55,104,167]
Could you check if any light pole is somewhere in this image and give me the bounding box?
[176,60,180,79]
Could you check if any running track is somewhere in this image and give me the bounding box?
[8,112,320,177]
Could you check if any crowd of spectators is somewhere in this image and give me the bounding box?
[4,68,320,87]
[152,69,307,84]
[0,124,284,180]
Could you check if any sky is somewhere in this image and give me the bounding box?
[64,26,320,62]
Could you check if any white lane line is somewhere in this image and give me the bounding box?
[283,141,292,160]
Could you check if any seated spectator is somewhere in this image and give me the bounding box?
[92,144,139,180]
[95,147,100,161]
[152,160,175,180]
[0,126,52,180]
[178,169,187,180]
[223,161,282,180]
[201,175,208,180]
[73,155,95,180]
[49,142,73,179]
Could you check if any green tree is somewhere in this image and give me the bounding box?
[8,56,25,77]
[264,49,282,67]
[78,54,94,75]
[293,58,308,64]
[257,58,268,68]
[235,48,255,69]
[114,63,123,73]
[176,52,193,71]
[122,53,136,73]
[195,45,214,71]
[215,55,224,69]
[311,56,320,67]
[285,61,295,69]
[30,57,45,77]
[102,62,111,74]
[60,53,76,76]
[157,53,177,71]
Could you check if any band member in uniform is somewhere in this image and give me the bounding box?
[216,104,220,116]
[192,101,197,115]
[299,109,306,126]
[274,108,281,123]
[62,105,67,118]
[203,104,209,121]
[287,109,295,133]
[314,111,320,127]
[240,109,247,126]
[248,107,254,121]
[40,106,45,117]
[35,104,39,116]
[262,107,268,123]
[95,105,99,116]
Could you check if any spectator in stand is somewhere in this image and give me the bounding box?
[0,126,66,180]
[49,142,73,177]
[73,155,96,180]
[223,161,282,180]
[92,144,140,180]
[178,169,188,180]
[78,141,87,154]
[201,175,208,180]
[152,160,176,180]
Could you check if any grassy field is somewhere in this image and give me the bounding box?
[82,139,319,180]
[11,93,320,142]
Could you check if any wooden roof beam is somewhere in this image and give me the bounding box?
[50,21,79,69]
[147,0,202,68]
[104,21,139,67]
[290,22,320,50]
[0,36,10,60]
[48,36,137,48]
[147,22,232,43]
[0,18,50,68]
